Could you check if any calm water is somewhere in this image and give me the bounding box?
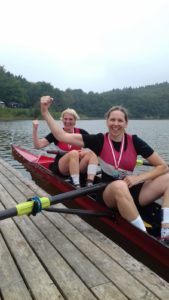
[0,119,169,178]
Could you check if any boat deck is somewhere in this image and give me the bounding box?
[0,158,169,300]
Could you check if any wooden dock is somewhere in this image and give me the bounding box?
[0,158,169,300]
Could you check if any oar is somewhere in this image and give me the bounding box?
[136,159,153,167]
[136,159,169,167]
[46,149,166,168]
[1,158,159,221]
[0,182,107,221]
[47,149,67,156]
[46,153,152,167]
[45,207,115,218]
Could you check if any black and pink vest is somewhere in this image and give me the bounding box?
[99,133,137,179]
[57,128,81,151]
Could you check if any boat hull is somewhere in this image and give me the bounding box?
[11,144,169,281]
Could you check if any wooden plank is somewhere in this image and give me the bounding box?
[0,159,47,197]
[0,161,133,299]
[0,159,42,203]
[1,285,31,300]
[42,208,160,300]
[0,165,108,287]
[0,167,129,299]
[0,165,131,297]
[0,233,32,300]
[0,189,64,300]
[0,170,33,204]
[31,213,108,287]
[0,158,169,299]
[63,212,169,299]
[0,217,64,300]
[0,185,101,299]
[91,282,128,300]
[16,215,102,300]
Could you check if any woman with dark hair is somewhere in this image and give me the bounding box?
[40,96,169,243]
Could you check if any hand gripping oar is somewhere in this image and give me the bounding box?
[0,182,107,221]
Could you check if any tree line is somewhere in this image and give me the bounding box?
[0,65,169,119]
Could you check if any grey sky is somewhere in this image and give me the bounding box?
[1,0,169,92]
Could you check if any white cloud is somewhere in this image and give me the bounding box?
[1,0,169,92]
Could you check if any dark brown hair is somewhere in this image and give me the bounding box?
[105,106,128,122]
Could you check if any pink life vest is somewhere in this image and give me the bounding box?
[99,133,137,178]
[57,128,81,151]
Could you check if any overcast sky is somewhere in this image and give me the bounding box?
[1,0,169,93]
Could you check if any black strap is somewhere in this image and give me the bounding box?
[28,196,42,216]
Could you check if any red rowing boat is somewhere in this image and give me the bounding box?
[11,144,169,281]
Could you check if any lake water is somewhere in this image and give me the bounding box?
[0,119,169,173]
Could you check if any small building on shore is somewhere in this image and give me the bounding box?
[0,101,5,108]
[8,102,20,108]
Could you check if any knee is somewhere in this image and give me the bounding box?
[163,173,169,188]
[91,151,98,160]
[113,180,128,193]
[166,173,169,180]
[69,150,79,159]
[81,150,94,160]
[160,172,169,184]
[103,181,129,208]
[87,150,98,161]
[112,181,132,201]
[106,181,128,199]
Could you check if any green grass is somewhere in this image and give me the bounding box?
[0,107,91,121]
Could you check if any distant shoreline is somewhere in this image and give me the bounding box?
[0,117,169,121]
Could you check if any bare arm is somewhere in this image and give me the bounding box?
[124,152,169,187]
[40,96,85,148]
[32,119,50,149]
[139,152,168,179]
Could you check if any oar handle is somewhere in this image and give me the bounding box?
[47,149,68,156]
[16,197,50,216]
[0,197,50,221]
[136,159,152,166]
[46,150,58,154]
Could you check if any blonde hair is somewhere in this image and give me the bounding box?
[60,108,80,120]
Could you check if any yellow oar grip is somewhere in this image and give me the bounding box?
[136,159,144,166]
[144,221,152,228]
[16,197,50,216]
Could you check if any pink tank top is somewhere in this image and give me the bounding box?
[57,128,81,151]
[99,133,137,177]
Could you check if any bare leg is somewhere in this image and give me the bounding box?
[79,150,98,182]
[58,150,80,186]
[103,180,140,221]
[103,180,146,231]
[139,173,169,235]
[138,173,169,207]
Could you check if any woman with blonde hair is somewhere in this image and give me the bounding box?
[33,108,98,188]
